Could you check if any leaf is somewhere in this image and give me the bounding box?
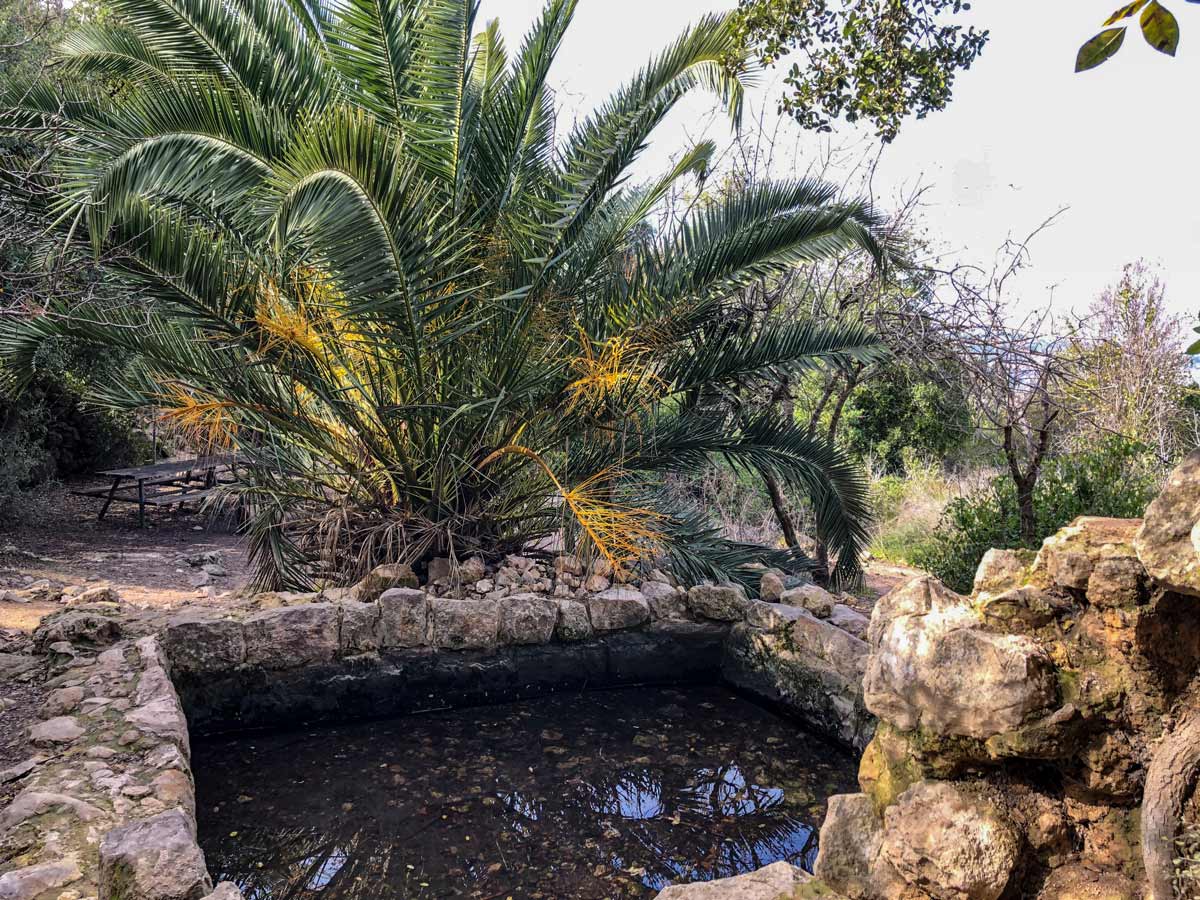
[1105,0,1151,25]
[1075,27,1127,71]
[1140,0,1180,55]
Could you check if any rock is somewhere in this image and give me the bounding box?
[99,809,212,900]
[744,600,809,631]
[590,557,614,579]
[474,579,495,594]
[497,593,558,645]
[125,696,190,753]
[814,793,883,898]
[41,686,85,717]
[587,589,650,631]
[0,859,82,900]
[829,604,869,639]
[880,781,1019,900]
[759,571,786,602]
[640,581,686,619]
[379,588,429,647]
[1135,448,1200,596]
[1086,557,1145,609]
[975,586,1057,632]
[427,599,498,649]
[686,583,748,621]
[243,604,339,668]
[201,884,246,900]
[0,791,105,831]
[554,555,583,577]
[33,611,122,651]
[426,557,451,583]
[555,600,593,642]
[864,577,1058,739]
[28,716,84,746]
[338,601,382,652]
[459,556,487,583]
[162,615,245,675]
[972,549,1034,598]
[1034,517,1141,593]
[0,756,41,784]
[72,583,121,605]
[583,574,610,593]
[780,583,836,619]
[654,861,811,899]
[353,563,419,602]
[789,611,870,683]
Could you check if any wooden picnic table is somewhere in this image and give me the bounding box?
[74,454,237,528]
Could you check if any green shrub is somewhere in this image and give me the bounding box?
[0,375,151,517]
[911,439,1162,593]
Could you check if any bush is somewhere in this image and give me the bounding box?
[0,375,150,518]
[911,439,1163,593]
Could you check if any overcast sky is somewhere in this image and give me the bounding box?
[482,0,1200,329]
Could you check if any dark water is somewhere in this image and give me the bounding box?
[194,686,855,900]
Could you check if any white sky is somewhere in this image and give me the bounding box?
[483,0,1200,330]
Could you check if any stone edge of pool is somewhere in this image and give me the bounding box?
[0,588,874,900]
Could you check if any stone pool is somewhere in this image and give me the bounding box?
[193,685,856,899]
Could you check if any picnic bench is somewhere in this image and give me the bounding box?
[73,455,237,528]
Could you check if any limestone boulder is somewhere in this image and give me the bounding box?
[0,790,105,832]
[744,600,808,631]
[654,861,812,899]
[554,599,593,641]
[0,859,82,900]
[640,581,687,620]
[686,583,748,621]
[32,610,121,651]
[1135,448,1200,596]
[814,793,883,898]
[379,588,428,647]
[972,549,1034,598]
[162,614,245,675]
[864,577,1057,739]
[1086,557,1145,609]
[353,563,419,602]
[1033,517,1140,593]
[759,570,786,603]
[880,781,1020,900]
[780,583,836,619]
[829,604,869,639]
[498,593,558,645]
[99,808,212,900]
[243,604,339,668]
[588,589,650,631]
[428,599,498,649]
[338,601,382,652]
[790,611,870,683]
[28,716,84,746]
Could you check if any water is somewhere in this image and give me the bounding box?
[194,685,856,900]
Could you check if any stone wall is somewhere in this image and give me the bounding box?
[0,556,875,900]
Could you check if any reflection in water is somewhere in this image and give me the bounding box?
[195,686,855,900]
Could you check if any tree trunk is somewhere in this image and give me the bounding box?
[1016,478,1037,545]
[763,470,801,548]
[1141,704,1200,899]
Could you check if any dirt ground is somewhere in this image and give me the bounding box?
[0,480,253,633]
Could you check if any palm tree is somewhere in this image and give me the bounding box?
[1,0,890,590]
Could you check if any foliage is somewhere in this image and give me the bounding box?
[1076,0,1190,71]
[1,0,892,589]
[840,363,972,473]
[732,0,988,141]
[1064,261,1199,463]
[911,438,1162,592]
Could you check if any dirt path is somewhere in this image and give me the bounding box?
[0,481,253,633]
